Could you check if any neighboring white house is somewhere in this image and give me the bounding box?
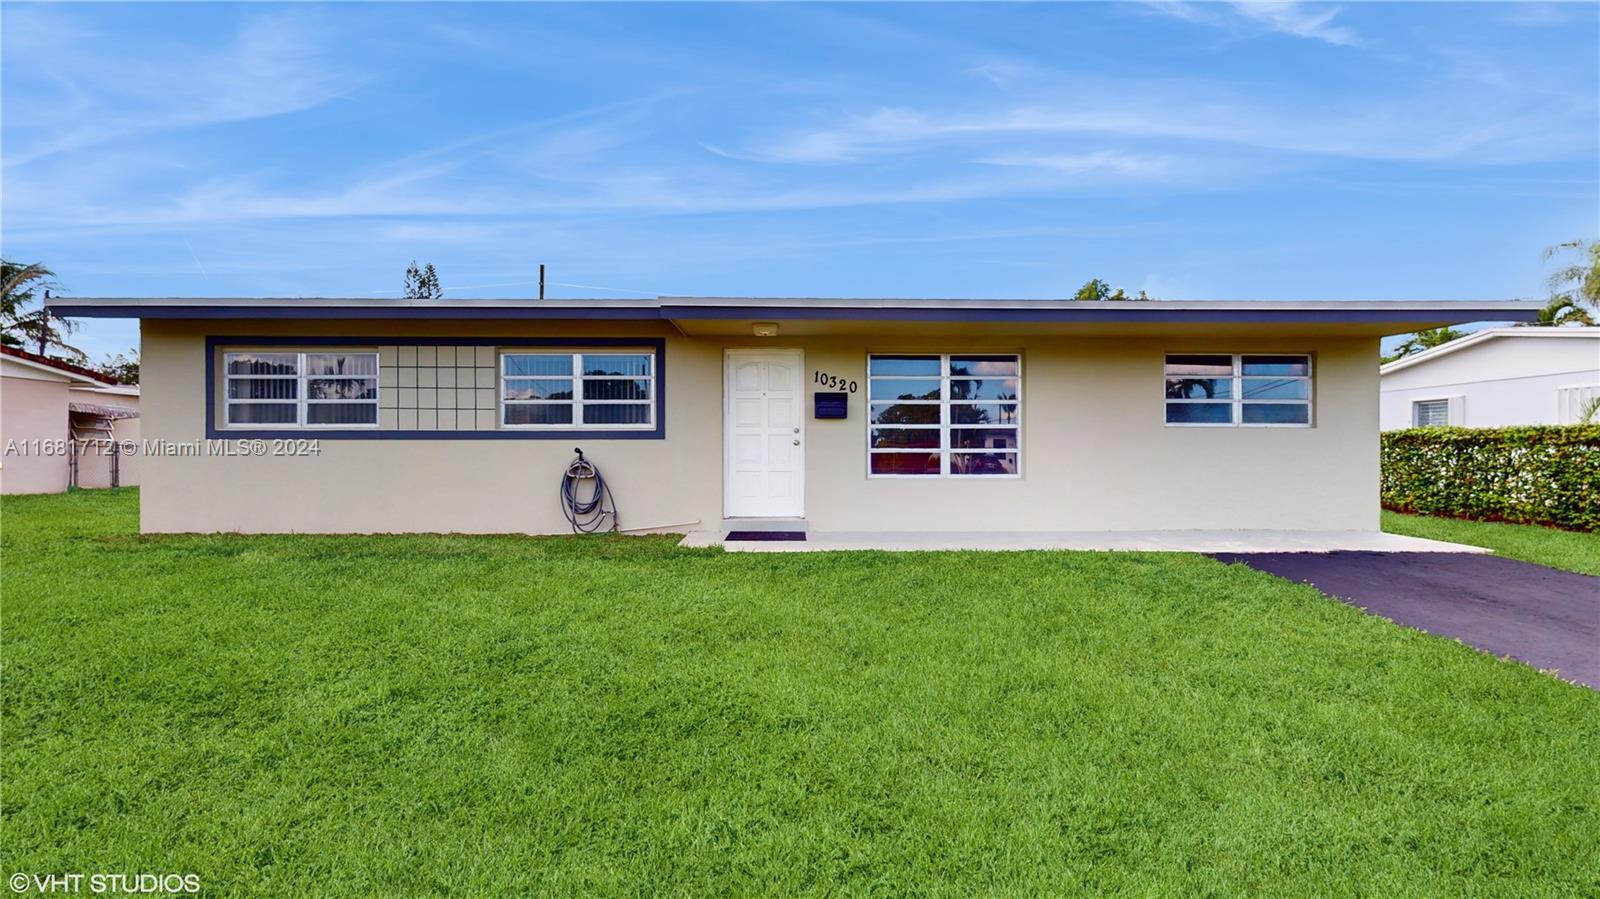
[1379,327,1600,430]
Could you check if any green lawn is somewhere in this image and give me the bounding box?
[3,490,1596,897]
[1382,510,1600,576]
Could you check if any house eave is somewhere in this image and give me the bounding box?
[46,296,1544,336]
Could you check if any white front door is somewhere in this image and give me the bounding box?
[724,349,804,518]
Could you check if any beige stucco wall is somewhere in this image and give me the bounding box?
[1,369,72,495]
[139,319,1379,534]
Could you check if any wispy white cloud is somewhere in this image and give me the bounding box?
[7,65,1583,238]
[1495,3,1582,29]
[1144,2,1360,47]
[963,60,1036,88]
[5,140,1197,234]
[975,151,1175,177]
[701,70,1590,168]
[1140,2,1218,27]
[2,9,362,167]
[1231,3,1360,46]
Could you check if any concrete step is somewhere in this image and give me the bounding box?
[720,517,808,533]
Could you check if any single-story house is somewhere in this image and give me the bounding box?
[1,346,141,494]
[48,296,1538,535]
[1380,326,1600,429]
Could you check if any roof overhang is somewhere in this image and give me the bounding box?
[47,296,1544,338]
[68,401,139,420]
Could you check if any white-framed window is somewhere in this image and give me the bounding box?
[500,351,654,429]
[1164,354,1312,427]
[1412,398,1450,427]
[867,353,1021,477]
[223,350,379,428]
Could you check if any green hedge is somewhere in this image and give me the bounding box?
[1381,426,1600,531]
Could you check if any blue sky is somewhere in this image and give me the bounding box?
[3,1,1596,360]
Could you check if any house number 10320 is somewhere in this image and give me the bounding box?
[813,371,858,393]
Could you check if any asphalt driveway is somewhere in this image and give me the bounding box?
[1210,552,1600,688]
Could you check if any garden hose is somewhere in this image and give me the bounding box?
[561,448,619,533]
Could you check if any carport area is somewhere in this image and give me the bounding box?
[1211,552,1600,689]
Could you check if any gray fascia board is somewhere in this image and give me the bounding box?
[46,295,1544,325]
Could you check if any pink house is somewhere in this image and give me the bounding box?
[0,346,140,494]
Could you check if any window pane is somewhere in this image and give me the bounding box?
[951,452,1018,476]
[868,354,1025,478]
[1165,378,1232,400]
[1242,355,1310,377]
[870,452,939,475]
[228,378,297,400]
[870,403,940,425]
[306,403,377,425]
[583,378,651,401]
[581,354,651,377]
[504,404,574,425]
[1165,355,1233,376]
[1166,402,1233,424]
[583,404,650,425]
[1241,378,1308,400]
[949,378,1018,401]
[226,353,297,376]
[1242,403,1309,424]
[305,353,377,376]
[949,355,1019,377]
[503,378,574,400]
[869,379,941,401]
[306,378,377,400]
[871,428,940,449]
[227,403,297,424]
[869,355,940,376]
[951,403,1019,425]
[951,428,1020,450]
[503,354,572,377]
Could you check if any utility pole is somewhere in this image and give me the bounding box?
[539,264,545,300]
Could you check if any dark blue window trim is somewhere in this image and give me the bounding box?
[205,336,666,440]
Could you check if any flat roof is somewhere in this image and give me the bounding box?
[47,295,1543,329]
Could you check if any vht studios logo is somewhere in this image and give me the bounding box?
[9,872,200,894]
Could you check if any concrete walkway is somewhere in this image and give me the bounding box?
[679,530,1488,553]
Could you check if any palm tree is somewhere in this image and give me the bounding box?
[1,260,84,360]
[1,261,50,346]
[1383,327,1465,363]
[1526,240,1600,328]
[1533,295,1595,327]
[1543,239,1600,309]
